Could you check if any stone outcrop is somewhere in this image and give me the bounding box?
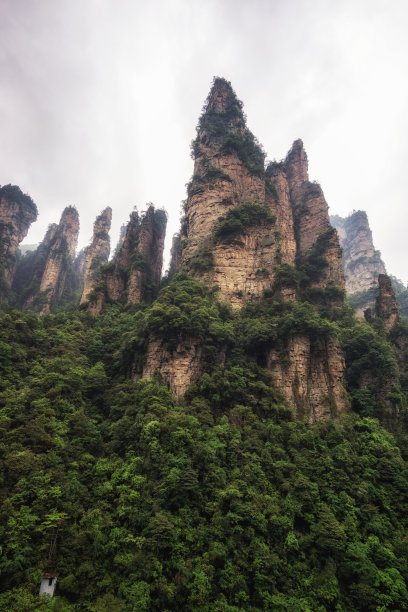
[0,184,38,298]
[23,207,79,313]
[80,207,112,304]
[142,337,203,397]
[267,335,348,423]
[284,141,344,290]
[181,77,274,306]
[145,78,347,414]
[87,206,167,313]
[74,248,87,290]
[331,211,386,317]
[376,274,399,331]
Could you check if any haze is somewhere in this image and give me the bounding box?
[1,0,407,280]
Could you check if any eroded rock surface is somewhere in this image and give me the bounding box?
[267,335,348,422]
[87,206,167,313]
[376,274,399,331]
[80,207,112,304]
[30,207,80,313]
[142,337,203,397]
[145,78,347,415]
[0,185,37,298]
[331,211,386,316]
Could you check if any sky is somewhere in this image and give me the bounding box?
[1,0,408,280]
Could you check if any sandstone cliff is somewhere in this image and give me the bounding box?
[0,184,38,300]
[267,335,347,423]
[22,207,79,313]
[144,78,347,417]
[80,207,112,304]
[86,205,167,313]
[376,273,400,331]
[331,211,386,316]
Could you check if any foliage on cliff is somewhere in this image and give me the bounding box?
[1,272,408,610]
[0,184,38,220]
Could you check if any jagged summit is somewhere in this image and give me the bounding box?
[202,77,244,117]
[284,138,309,191]
[147,79,346,420]
[94,206,112,236]
[192,77,264,176]
[80,207,112,305]
[0,184,38,298]
[331,210,387,317]
[85,205,167,314]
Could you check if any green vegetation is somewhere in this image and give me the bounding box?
[1,271,408,609]
[190,245,215,274]
[191,78,266,177]
[274,262,299,289]
[348,287,378,313]
[296,228,337,288]
[0,184,38,219]
[214,202,276,243]
[221,132,266,177]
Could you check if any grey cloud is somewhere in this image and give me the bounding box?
[1,0,408,279]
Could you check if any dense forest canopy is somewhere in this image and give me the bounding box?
[1,272,408,610]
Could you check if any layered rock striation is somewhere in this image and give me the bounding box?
[80,207,112,304]
[267,335,347,422]
[144,78,347,418]
[0,184,38,299]
[86,205,167,314]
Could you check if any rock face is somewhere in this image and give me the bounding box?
[142,337,203,397]
[267,336,347,423]
[0,185,38,298]
[176,82,343,306]
[376,274,399,331]
[146,78,347,417]
[22,207,79,313]
[86,206,167,313]
[80,207,112,304]
[331,211,386,316]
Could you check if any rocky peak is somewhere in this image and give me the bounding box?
[331,210,387,316]
[376,273,399,331]
[205,78,240,113]
[86,206,167,313]
[282,141,344,291]
[284,139,308,197]
[143,79,347,420]
[59,206,80,258]
[80,207,112,304]
[21,206,80,314]
[0,184,38,296]
[93,207,112,238]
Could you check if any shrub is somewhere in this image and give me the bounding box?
[274,263,299,289]
[214,203,276,243]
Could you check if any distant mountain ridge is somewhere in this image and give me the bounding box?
[331,211,408,318]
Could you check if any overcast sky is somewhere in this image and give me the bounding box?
[1,0,408,280]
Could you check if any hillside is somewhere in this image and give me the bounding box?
[1,79,408,610]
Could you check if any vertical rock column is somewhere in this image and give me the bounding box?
[38,207,80,313]
[181,77,286,305]
[285,140,344,289]
[331,211,387,317]
[80,207,112,304]
[0,185,38,300]
[376,274,400,331]
[86,206,167,313]
[21,207,80,314]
